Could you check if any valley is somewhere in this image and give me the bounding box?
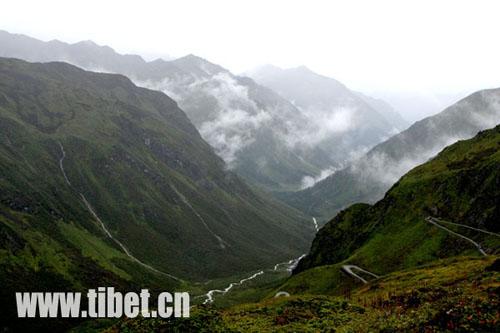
[0,22,498,332]
[73,123,499,332]
[0,30,406,192]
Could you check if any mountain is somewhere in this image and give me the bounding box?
[282,88,500,221]
[0,57,313,295]
[134,55,337,192]
[249,64,407,152]
[0,30,401,192]
[96,125,500,332]
[291,124,500,280]
[354,90,408,131]
[0,32,147,75]
[0,31,325,191]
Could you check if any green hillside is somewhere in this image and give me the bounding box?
[85,256,499,332]
[289,125,500,294]
[0,57,314,330]
[73,120,500,333]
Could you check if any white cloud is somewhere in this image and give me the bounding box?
[300,167,340,189]
[199,108,271,166]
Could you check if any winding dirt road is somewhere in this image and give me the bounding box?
[341,265,379,284]
[425,216,488,256]
[429,217,500,237]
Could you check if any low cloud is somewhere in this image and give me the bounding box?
[300,166,340,189]
[136,69,364,172]
[199,108,271,166]
[281,106,357,148]
[346,91,500,192]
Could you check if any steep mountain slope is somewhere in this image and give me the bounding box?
[0,57,313,289]
[291,125,500,284]
[354,90,408,131]
[0,30,331,191]
[91,124,500,330]
[282,88,500,221]
[135,55,335,191]
[0,30,403,192]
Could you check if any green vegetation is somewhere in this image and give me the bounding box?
[82,256,499,332]
[73,126,499,332]
[0,58,313,331]
[294,125,500,281]
[0,56,498,332]
[0,57,312,279]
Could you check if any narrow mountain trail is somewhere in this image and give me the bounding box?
[312,217,319,232]
[274,291,290,298]
[425,216,488,256]
[339,216,495,285]
[341,265,379,284]
[170,184,228,249]
[57,142,182,282]
[430,217,500,237]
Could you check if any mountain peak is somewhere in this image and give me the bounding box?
[172,53,228,76]
[176,53,210,64]
[74,39,99,47]
[294,65,313,73]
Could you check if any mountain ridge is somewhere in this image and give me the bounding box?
[0,57,313,284]
[0,30,402,192]
[291,124,500,282]
[281,88,500,221]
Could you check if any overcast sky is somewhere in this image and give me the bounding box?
[2,0,500,95]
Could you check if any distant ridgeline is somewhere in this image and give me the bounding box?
[0,30,406,192]
[281,88,500,222]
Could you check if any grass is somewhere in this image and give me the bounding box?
[86,256,499,332]
[294,125,500,284]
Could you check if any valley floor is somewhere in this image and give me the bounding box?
[74,256,499,332]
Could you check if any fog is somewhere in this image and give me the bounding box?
[134,67,371,170]
[301,167,340,190]
[283,106,357,148]
[347,91,500,195]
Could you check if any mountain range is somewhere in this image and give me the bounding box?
[249,64,407,133]
[0,57,314,288]
[281,88,500,221]
[0,30,404,192]
[289,123,500,288]
[1,29,498,333]
[78,124,500,332]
